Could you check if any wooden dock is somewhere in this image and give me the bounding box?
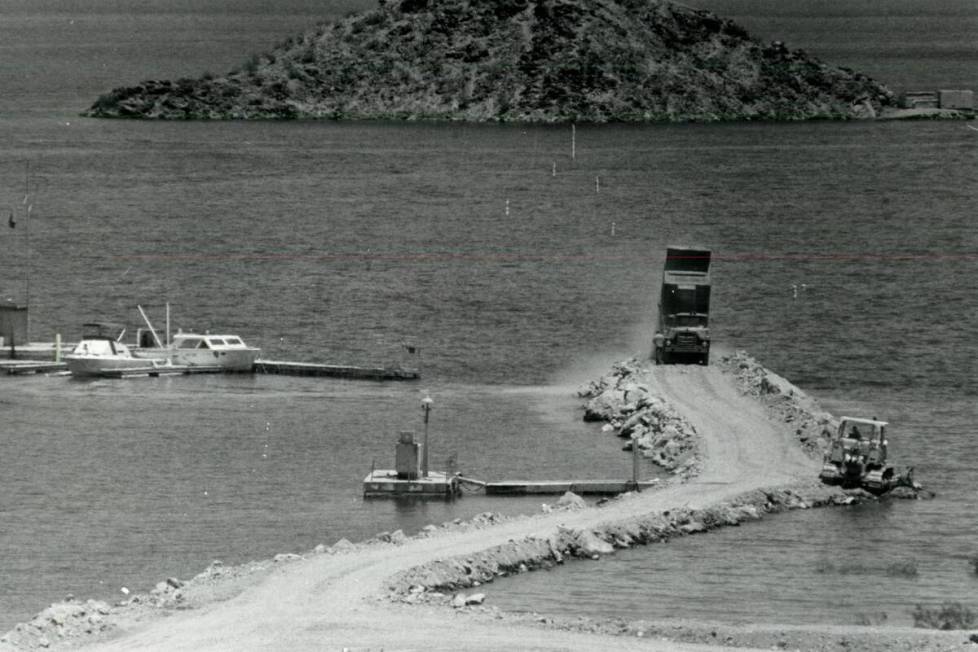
[96,364,225,379]
[0,360,68,375]
[254,360,419,380]
[484,479,659,495]
[1,343,73,361]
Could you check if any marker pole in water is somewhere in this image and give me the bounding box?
[505,199,510,216]
[611,222,616,236]
[55,333,61,362]
[571,124,576,161]
[552,161,556,177]
[595,176,600,193]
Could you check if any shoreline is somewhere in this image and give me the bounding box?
[77,107,974,123]
[1,352,959,652]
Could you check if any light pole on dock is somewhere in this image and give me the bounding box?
[631,435,640,491]
[421,394,433,477]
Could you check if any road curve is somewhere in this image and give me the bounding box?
[82,365,819,652]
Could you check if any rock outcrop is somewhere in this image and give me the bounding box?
[84,0,894,123]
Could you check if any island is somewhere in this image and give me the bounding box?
[84,0,896,123]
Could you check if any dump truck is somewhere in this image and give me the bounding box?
[652,246,711,365]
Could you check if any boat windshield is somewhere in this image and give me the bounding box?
[72,339,118,356]
[205,336,247,348]
[176,337,209,350]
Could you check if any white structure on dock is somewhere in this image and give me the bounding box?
[363,430,460,498]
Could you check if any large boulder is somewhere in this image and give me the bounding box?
[556,491,587,511]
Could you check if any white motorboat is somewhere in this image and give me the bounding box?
[65,323,167,377]
[131,305,260,372]
[148,332,260,372]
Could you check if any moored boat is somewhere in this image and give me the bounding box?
[139,332,260,372]
[65,323,167,377]
[131,305,260,372]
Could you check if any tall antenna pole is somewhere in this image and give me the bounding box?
[421,394,433,478]
[24,162,31,343]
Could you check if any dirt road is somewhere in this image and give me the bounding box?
[652,365,815,486]
[34,364,967,651]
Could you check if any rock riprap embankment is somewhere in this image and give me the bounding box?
[717,350,837,457]
[578,358,701,477]
[387,481,862,606]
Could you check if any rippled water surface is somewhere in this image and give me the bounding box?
[1,0,977,632]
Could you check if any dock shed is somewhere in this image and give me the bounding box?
[0,301,28,346]
[939,89,974,111]
[900,89,974,112]
[900,91,938,109]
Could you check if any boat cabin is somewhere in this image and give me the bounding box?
[81,322,126,340]
[71,337,131,357]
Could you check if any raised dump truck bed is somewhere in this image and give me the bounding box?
[653,246,712,365]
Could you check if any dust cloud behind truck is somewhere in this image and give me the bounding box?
[652,247,711,365]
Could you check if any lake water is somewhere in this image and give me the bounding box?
[1,0,976,633]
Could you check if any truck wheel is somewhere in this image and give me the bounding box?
[701,353,709,366]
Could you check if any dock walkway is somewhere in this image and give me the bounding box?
[1,350,420,381]
[254,360,419,380]
[0,360,68,375]
[484,479,659,495]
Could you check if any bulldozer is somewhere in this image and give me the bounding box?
[819,417,901,493]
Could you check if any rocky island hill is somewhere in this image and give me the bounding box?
[85,0,895,122]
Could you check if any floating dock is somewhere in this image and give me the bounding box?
[1,342,73,361]
[363,470,460,498]
[0,360,68,375]
[254,360,419,380]
[94,364,226,379]
[484,479,660,495]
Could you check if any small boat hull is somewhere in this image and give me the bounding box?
[65,354,165,377]
[65,336,166,377]
[168,347,259,372]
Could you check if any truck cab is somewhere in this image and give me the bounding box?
[653,247,712,365]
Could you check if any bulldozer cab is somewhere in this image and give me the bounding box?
[821,417,900,492]
[836,417,888,461]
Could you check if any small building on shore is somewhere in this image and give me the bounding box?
[0,300,28,346]
[900,91,938,109]
[938,89,974,112]
[900,89,974,112]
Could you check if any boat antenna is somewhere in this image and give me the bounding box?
[22,162,32,342]
[136,304,165,348]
